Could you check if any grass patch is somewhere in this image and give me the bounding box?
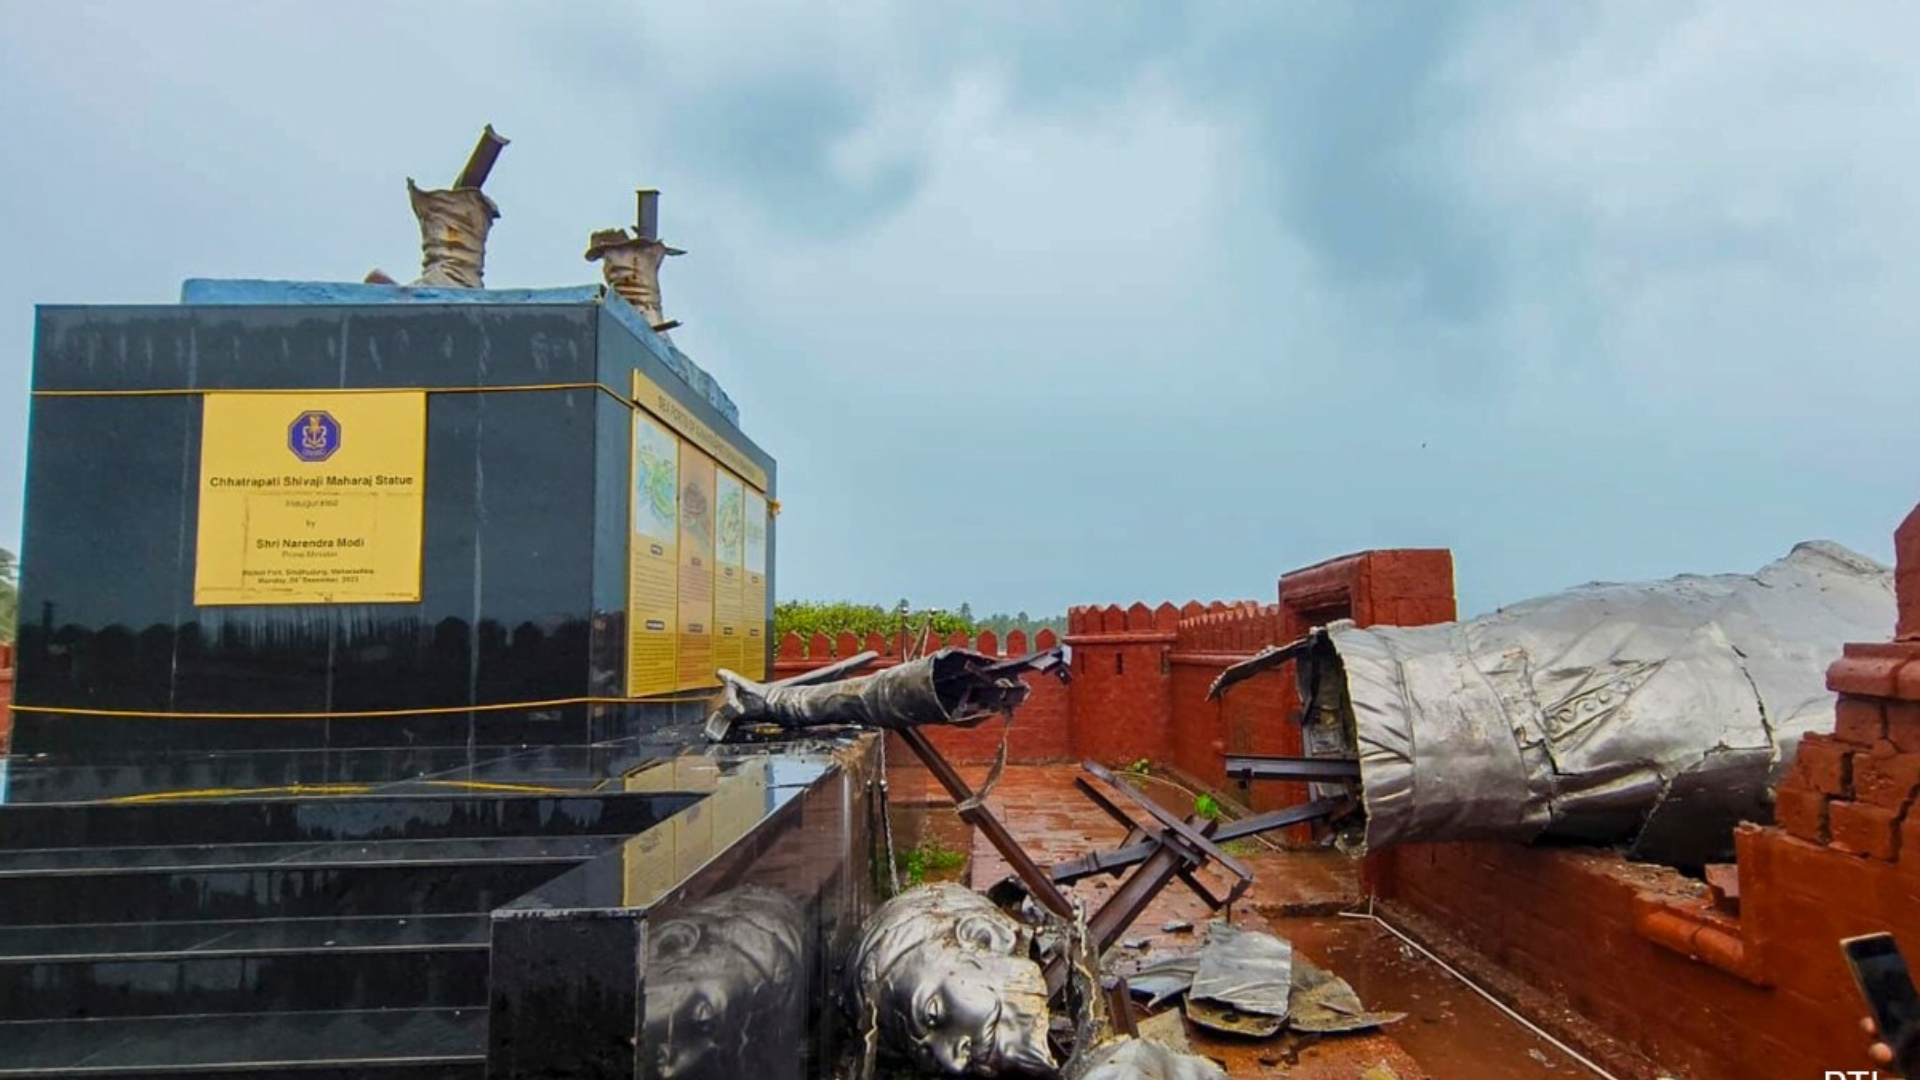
[902,839,968,888]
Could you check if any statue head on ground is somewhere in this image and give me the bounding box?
[849,884,1054,1076]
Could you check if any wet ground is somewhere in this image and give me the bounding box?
[953,764,1601,1080]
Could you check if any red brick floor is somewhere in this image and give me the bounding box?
[922,765,1600,1080]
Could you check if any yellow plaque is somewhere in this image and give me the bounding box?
[743,488,769,680]
[713,470,747,676]
[627,412,680,697]
[194,392,426,606]
[631,368,768,493]
[676,444,718,689]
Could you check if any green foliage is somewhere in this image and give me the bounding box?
[1124,758,1152,776]
[775,600,974,641]
[0,547,15,644]
[972,610,1067,640]
[773,599,1066,650]
[1193,793,1224,821]
[902,840,968,887]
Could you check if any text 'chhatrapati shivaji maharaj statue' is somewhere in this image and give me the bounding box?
[1215,541,1896,865]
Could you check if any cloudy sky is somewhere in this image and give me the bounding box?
[1,1,1916,619]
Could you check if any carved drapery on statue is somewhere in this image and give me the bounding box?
[587,229,680,329]
[406,180,499,288]
[588,189,685,332]
[1220,541,1897,865]
[366,126,508,289]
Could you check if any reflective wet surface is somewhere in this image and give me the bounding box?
[0,737,879,1079]
[490,746,878,1080]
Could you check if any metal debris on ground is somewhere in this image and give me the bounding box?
[1127,955,1203,1010]
[1137,1009,1195,1055]
[1287,954,1407,1033]
[1184,997,1287,1038]
[1163,919,1195,934]
[1122,922,1402,1043]
[1189,921,1293,1022]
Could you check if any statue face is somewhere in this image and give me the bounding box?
[887,946,1042,1075]
[852,885,1053,1076]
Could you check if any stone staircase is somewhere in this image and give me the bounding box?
[0,789,699,1078]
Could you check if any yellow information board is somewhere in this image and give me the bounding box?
[676,444,718,689]
[626,370,768,695]
[626,411,680,697]
[631,369,768,493]
[714,471,747,676]
[743,488,769,680]
[194,391,426,606]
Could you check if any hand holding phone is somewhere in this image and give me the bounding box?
[1844,933,1920,1075]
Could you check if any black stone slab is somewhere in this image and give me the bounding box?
[488,739,881,1080]
[0,943,491,1021]
[0,792,700,851]
[16,295,774,765]
[0,1006,485,1077]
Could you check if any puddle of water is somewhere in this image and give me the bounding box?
[1276,914,1594,1080]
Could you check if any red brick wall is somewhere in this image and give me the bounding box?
[1063,602,1181,766]
[1168,603,1284,794]
[1374,506,1920,1080]
[1063,551,1457,815]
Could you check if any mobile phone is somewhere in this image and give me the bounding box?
[1843,933,1920,1060]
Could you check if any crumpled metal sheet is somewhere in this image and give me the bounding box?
[1287,955,1405,1033]
[1183,996,1285,1038]
[1313,541,1894,862]
[1070,1035,1230,1080]
[1188,921,1293,1020]
[1125,955,1203,1010]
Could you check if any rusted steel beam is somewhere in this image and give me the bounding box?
[1049,798,1344,884]
[895,726,1076,921]
[453,124,510,190]
[1081,761,1255,905]
[1224,754,1361,782]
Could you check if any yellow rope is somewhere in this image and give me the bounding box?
[9,691,718,720]
[31,381,630,402]
[95,778,599,805]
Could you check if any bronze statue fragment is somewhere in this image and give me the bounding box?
[588,189,685,332]
[705,648,1061,743]
[366,125,509,289]
[847,884,1054,1076]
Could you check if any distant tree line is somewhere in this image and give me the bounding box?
[0,547,15,644]
[773,599,1064,643]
